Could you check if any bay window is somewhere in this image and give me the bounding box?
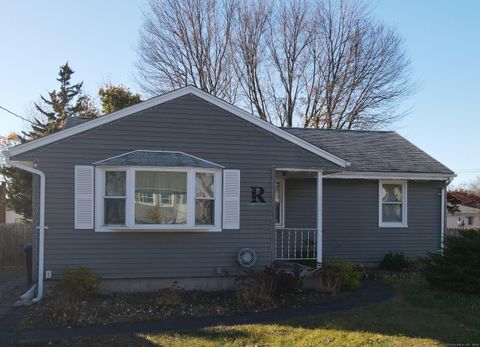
[104,171,126,225]
[96,167,222,231]
[195,173,215,225]
[379,180,408,228]
[135,171,187,225]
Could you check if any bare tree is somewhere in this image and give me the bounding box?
[137,0,238,102]
[466,176,480,196]
[267,0,314,127]
[232,0,271,121]
[302,0,411,129]
[137,0,412,129]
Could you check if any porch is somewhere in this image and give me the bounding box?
[273,169,322,262]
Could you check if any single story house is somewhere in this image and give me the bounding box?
[447,204,480,229]
[3,86,455,298]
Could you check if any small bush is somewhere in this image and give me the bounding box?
[268,262,303,294]
[312,259,361,293]
[311,264,342,294]
[380,252,411,271]
[332,260,361,291]
[234,270,277,310]
[423,230,480,294]
[58,267,101,301]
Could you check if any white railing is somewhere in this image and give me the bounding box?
[275,228,317,260]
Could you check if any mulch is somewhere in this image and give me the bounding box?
[19,288,332,330]
[0,280,395,345]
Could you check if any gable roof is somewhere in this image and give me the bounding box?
[94,150,223,168]
[457,204,480,214]
[6,86,348,167]
[284,128,454,175]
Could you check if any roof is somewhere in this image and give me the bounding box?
[6,86,347,168]
[283,128,454,175]
[94,151,223,168]
[457,204,480,214]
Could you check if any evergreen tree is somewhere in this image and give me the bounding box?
[23,62,98,140]
[98,84,142,114]
[2,63,99,220]
[0,134,32,220]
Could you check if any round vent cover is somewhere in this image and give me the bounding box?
[237,248,257,268]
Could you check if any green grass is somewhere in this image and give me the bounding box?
[18,278,480,347]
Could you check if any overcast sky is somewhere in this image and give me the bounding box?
[0,0,478,186]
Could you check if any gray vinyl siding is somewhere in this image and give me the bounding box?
[285,178,442,262]
[284,178,317,229]
[12,94,336,279]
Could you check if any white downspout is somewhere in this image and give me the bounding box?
[317,171,323,266]
[4,151,45,302]
[441,186,445,252]
[440,178,453,253]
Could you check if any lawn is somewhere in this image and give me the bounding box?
[17,277,480,347]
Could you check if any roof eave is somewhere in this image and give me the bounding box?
[324,170,456,181]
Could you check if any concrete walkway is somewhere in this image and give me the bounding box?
[0,280,394,344]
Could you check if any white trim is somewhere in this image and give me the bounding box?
[94,166,222,232]
[316,171,323,265]
[325,171,455,181]
[379,180,408,228]
[7,86,348,167]
[95,226,222,232]
[275,167,324,173]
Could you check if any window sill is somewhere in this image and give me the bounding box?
[95,226,222,233]
[379,223,408,228]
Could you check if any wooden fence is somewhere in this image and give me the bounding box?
[446,228,480,237]
[0,223,32,267]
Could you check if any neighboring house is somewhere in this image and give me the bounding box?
[447,204,480,229]
[3,86,455,294]
[0,182,23,224]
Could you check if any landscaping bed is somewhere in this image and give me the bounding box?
[17,260,363,330]
[19,287,334,330]
[11,277,480,347]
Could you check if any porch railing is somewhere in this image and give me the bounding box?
[275,228,317,260]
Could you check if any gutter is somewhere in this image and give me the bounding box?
[3,150,45,302]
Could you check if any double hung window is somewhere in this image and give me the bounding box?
[379,180,408,228]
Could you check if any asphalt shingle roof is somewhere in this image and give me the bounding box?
[94,151,223,168]
[284,128,453,174]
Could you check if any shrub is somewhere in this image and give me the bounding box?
[58,267,101,301]
[267,262,302,294]
[423,230,480,294]
[332,260,361,291]
[311,264,342,294]
[234,270,277,310]
[380,252,411,271]
[312,259,361,293]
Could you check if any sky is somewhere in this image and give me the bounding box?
[0,0,478,186]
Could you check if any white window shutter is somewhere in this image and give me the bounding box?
[74,166,94,229]
[223,170,240,229]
